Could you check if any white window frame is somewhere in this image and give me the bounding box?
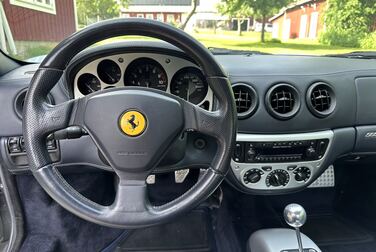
[10,0,56,15]
[167,14,174,23]
[299,14,308,39]
[309,12,319,39]
[282,18,291,41]
[136,13,144,18]
[145,13,154,20]
[156,13,164,22]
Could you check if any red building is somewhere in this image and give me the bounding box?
[270,0,326,40]
[3,0,76,42]
[121,0,194,24]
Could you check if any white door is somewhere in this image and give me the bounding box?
[299,15,307,39]
[272,23,279,39]
[282,19,291,41]
[309,12,319,39]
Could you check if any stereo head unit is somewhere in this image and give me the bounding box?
[233,139,329,163]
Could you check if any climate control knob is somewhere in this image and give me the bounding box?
[266,169,290,187]
[294,167,311,182]
[243,169,263,184]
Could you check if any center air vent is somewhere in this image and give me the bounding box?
[232,83,258,119]
[307,82,336,118]
[266,84,300,120]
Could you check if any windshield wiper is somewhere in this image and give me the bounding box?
[325,51,376,59]
[208,47,271,56]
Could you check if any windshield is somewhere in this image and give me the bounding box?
[0,0,375,62]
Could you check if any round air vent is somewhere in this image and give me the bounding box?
[265,83,300,120]
[14,89,54,120]
[232,83,258,119]
[307,82,336,118]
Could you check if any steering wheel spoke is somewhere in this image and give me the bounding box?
[183,100,224,138]
[27,97,86,139]
[43,98,85,134]
[111,172,150,214]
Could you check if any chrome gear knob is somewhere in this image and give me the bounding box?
[283,203,307,228]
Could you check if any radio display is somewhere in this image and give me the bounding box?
[258,145,306,156]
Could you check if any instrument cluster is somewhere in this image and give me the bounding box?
[73,53,213,110]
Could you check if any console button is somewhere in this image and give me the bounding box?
[262,166,272,172]
[287,165,297,171]
[245,146,256,162]
[305,146,317,158]
[318,140,328,156]
[233,142,244,162]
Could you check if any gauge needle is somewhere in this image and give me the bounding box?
[85,83,96,93]
[186,80,191,102]
[187,81,195,102]
[105,72,115,83]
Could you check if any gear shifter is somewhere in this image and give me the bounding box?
[283,204,307,252]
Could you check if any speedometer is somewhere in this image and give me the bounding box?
[124,58,168,91]
[170,67,208,104]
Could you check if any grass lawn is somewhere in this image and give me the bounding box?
[12,41,57,61]
[190,29,364,55]
[101,29,366,55]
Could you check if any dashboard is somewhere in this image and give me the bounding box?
[1,41,376,195]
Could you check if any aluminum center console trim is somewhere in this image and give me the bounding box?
[231,130,334,190]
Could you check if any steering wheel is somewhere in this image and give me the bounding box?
[23,19,236,228]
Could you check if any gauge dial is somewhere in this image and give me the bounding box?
[124,58,168,91]
[77,73,101,95]
[170,67,208,104]
[97,59,121,84]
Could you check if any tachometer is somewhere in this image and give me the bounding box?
[97,59,121,84]
[170,67,208,104]
[77,73,101,95]
[124,58,168,91]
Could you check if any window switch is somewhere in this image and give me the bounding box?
[8,137,21,153]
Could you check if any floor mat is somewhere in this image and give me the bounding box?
[17,173,124,252]
[302,214,374,247]
[115,208,214,252]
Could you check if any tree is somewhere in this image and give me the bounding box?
[218,0,253,36]
[220,0,293,41]
[320,0,376,47]
[77,0,129,26]
[180,0,199,30]
[246,0,293,42]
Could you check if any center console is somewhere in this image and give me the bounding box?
[247,204,321,252]
[231,131,333,190]
[248,229,320,252]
